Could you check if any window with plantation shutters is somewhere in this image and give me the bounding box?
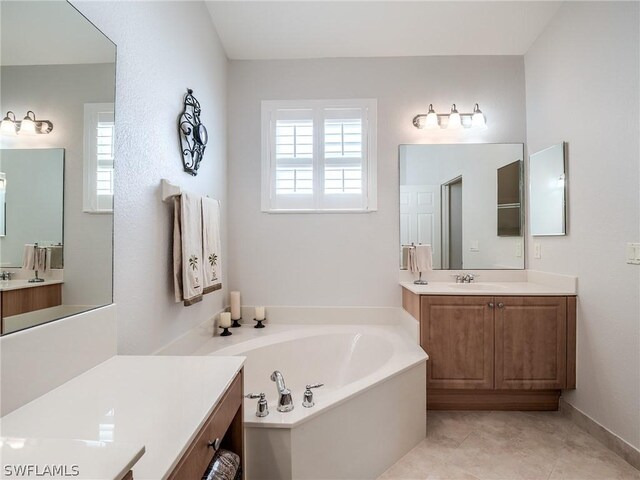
[83,103,115,213]
[262,99,377,212]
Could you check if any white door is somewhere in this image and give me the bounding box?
[400,184,441,269]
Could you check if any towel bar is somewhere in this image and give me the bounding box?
[161,179,181,203]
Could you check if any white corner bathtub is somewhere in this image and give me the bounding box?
[206,325,427,479]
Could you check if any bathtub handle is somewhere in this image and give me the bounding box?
[246,392,269,417]
[303,383,324,408]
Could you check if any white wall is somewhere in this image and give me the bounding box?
[525,2,640,449]
[0,63,115,306]
[228,56,526,306]
[73,1,228,354]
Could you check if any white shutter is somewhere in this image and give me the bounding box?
[262,99,377,212]
[83,103,114,213]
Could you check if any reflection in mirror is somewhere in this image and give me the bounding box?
[400,144,524,270]
[529,142,566,236]
[0,1,116,335]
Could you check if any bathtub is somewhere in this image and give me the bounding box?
[205,324,427,479]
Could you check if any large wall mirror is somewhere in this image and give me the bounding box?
[0,1,116,335]
[400,143,525,270]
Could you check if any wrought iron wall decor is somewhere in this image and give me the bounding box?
[178,88,208,176]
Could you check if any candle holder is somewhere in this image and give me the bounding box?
[253,318,265,329]
[219,326,232,336]
[231,317,242,328]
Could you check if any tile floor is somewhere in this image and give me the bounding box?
[378,411,640,480]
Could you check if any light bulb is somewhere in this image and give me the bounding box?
[424,104,439,129]
[447,104,462,130]
[471,103,486,129]
[39,122,51,134]
[19,112,37,135]
[0,112,17,136]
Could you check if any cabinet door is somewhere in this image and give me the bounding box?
[421,296,494,389]
[495,296,567,389]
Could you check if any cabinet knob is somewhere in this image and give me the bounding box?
[488,303,495,308]
[497,302,505,308]
[208,438,221,450]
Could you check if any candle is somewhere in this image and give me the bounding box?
[230,291,241,320]
[255,306,265,321]
[219,312,232,328]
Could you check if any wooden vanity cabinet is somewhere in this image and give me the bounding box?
[408,291,576,410]
[421,296,494,389]
[168,369,244,480]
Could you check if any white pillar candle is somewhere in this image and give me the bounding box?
[230,291,241,320]
[219,312,232,328]
[255,306,265,321]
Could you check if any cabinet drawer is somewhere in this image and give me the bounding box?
[168,370,243,479]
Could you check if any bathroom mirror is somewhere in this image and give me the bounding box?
[399,143,524,270]
[0,1,116,335]
[529,142,566,236]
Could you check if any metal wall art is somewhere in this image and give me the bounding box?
[178,88,208,176]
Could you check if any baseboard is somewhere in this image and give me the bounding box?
[560,398,640,470]
[428,389,560,411]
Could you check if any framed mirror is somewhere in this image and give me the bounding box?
[0,1,116,335]
[529,142,567,236]
[399,143,524,270]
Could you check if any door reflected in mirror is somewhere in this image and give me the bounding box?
[399,143,524,270]
[529,142,567,236]
[0,1,116,335]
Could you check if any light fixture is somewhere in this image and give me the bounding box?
[471,103,486,129]
[412,103,487,130]
[0,110,53,136]
[19,111,37,135]
[447,104,462,130]
[0,112,17,136]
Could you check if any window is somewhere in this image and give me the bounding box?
[262,99,377,212]
[83,103,115,213]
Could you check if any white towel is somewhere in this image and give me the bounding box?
[201,197,222,294]
[414,244,433,272]
[34,247,47,272]
[22,244,36,270]
[177,193,204,306]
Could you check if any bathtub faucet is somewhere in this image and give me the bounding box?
[270,370,294,412]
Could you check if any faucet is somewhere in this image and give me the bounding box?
[0,271,12,281]
[270,370,294,412]
[454,273,476,283]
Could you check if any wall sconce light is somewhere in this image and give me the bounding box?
[413,103,486,130]
[0,111,54,136]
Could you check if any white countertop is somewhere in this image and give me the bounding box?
[0,438,144,480]
[0,279,63,292]
[401,281,576,296]
[0,355,245,480]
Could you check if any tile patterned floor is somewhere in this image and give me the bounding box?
[378,411,640,480]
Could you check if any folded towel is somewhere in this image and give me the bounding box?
[201,197,222,295]
[178,193,204,306]
[22,244,36,271]
[414,244,433,272]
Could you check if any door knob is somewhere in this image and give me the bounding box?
[488,303,495,308]
[497,302,505,308]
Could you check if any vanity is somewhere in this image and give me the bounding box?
[0,356,246,479]
[0,281,63,334]
[402,278,577,410]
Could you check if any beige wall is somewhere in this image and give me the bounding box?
[525,1,640,449]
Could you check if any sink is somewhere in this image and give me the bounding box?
[449,283,508,291]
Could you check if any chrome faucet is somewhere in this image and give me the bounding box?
[454,273,476,283]
[270,370,294,412]
[0,271,12,281]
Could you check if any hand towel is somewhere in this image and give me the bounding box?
[34,247,47,272]
[22,244,36,271]
[201,197,222,294]
[407,246,417,273]
[180,193,204,306]
[172,197,184,303]
[414,244,433,272]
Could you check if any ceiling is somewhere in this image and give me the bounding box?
[206,1,562,60]
[1,1,115,66]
